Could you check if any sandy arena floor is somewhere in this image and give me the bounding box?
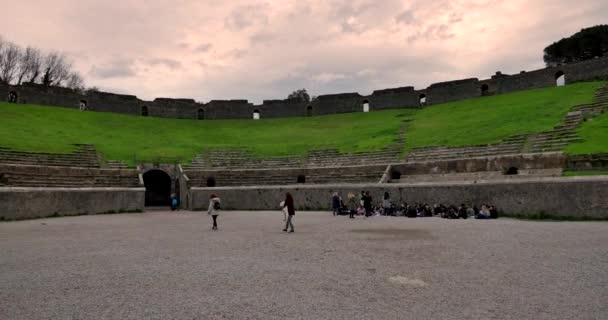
[1,210,607,320]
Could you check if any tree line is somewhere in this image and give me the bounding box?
[544,25,608,67]
[0,36,84,90]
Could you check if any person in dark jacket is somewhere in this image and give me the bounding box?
[331,192,341,216]
[363,191,373,217]
[282,192,295,233]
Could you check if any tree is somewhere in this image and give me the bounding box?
[17,46,43,84]
[544,25,608,67]
[66,72,85,91]
[0,39,21,84]
[287,88,311,102]
[41,52,72,86]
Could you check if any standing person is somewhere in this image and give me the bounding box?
[382,192,392,216]
[363,191,373,217]
[347,192,357,219]
[207,193,221,230]
[331,192,341,216]
[170,193,179,211]
[282,192,295,233]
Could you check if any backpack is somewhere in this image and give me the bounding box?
[213,201,221,210]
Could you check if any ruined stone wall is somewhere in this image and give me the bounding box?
[4,56,608,120]
[189,177,608,218]
[0,187,145,220]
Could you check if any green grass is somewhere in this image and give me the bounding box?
[0,102,414,164]
[0,81,604,165]
[404,81,603,151]
[564,111,608,155]
[562,170,608,177]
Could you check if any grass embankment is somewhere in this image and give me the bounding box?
[562,170,608,177]
[0,103,413,164]
[564,110,608,155]
[404,81,603,151]
[0,81,603,165]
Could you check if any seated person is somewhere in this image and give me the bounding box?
[489,205,498,219]
[476,205,491,219]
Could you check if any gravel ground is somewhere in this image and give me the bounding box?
[1,211,607,320]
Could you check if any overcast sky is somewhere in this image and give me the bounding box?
[1,0,606,103]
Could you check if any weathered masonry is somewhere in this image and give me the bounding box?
[3,57,608,120]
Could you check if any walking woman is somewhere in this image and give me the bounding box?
[282,192,295,233]
[207,193,221,230]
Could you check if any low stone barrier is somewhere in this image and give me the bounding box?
[0,187,145,220]
[190,176,608,219]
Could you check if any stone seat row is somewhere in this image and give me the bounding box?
[389,168,563,184]
[0,164,141,188]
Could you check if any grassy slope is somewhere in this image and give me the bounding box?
[403,82,603,151]
[0,81,603,164]
[0,103,413,163]
[564,111,608,155]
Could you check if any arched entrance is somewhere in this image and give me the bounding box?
[555,71,565,87]
[197,108,205,120]
[8,91,18,103]
[481,84,489,96]
[419,94,427,106]
[79,100,88,111]
[362,100,370,112]
[306,105,313,117]
[141,106,149,116]
[143,170,171,206]
[253,109,261,120]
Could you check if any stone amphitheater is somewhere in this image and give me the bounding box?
[1,79,608,220]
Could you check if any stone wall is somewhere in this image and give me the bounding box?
[4,56,608,119]
[566,153,608,170]
[392,152,566,175]
[0,187,145,220]
[189,177,608,218]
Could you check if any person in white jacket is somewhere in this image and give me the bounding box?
[207,194,221,230]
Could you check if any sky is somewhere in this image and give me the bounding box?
[1,0,606,103]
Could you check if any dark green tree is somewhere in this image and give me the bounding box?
[287,88,310,102]
[544,25,608,67]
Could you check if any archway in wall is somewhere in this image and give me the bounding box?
[143,170,172,206]
[197,108,205,120]
[253,109,261,120]
[79,100,88,111]
[481,84,489,96]
[8,91,18,103]
[306,105,313,117]
[362,100,370,112]
[555,71,565,87]
[419,94,427,106]
[141,106,149,116]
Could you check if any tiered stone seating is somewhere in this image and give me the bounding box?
[306,148,401,167]
[0,144,100,168]
[187,150,304,169]
[525,84,608,153]
[185,165,387,187]
[390,168,563,184]
[404,135,526,162]
[0,164,141,188]
[186,147,402,169]
[105,160,130,169]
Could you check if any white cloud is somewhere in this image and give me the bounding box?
[0,0,606,103]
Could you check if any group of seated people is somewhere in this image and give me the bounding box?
[333,191,498,219]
